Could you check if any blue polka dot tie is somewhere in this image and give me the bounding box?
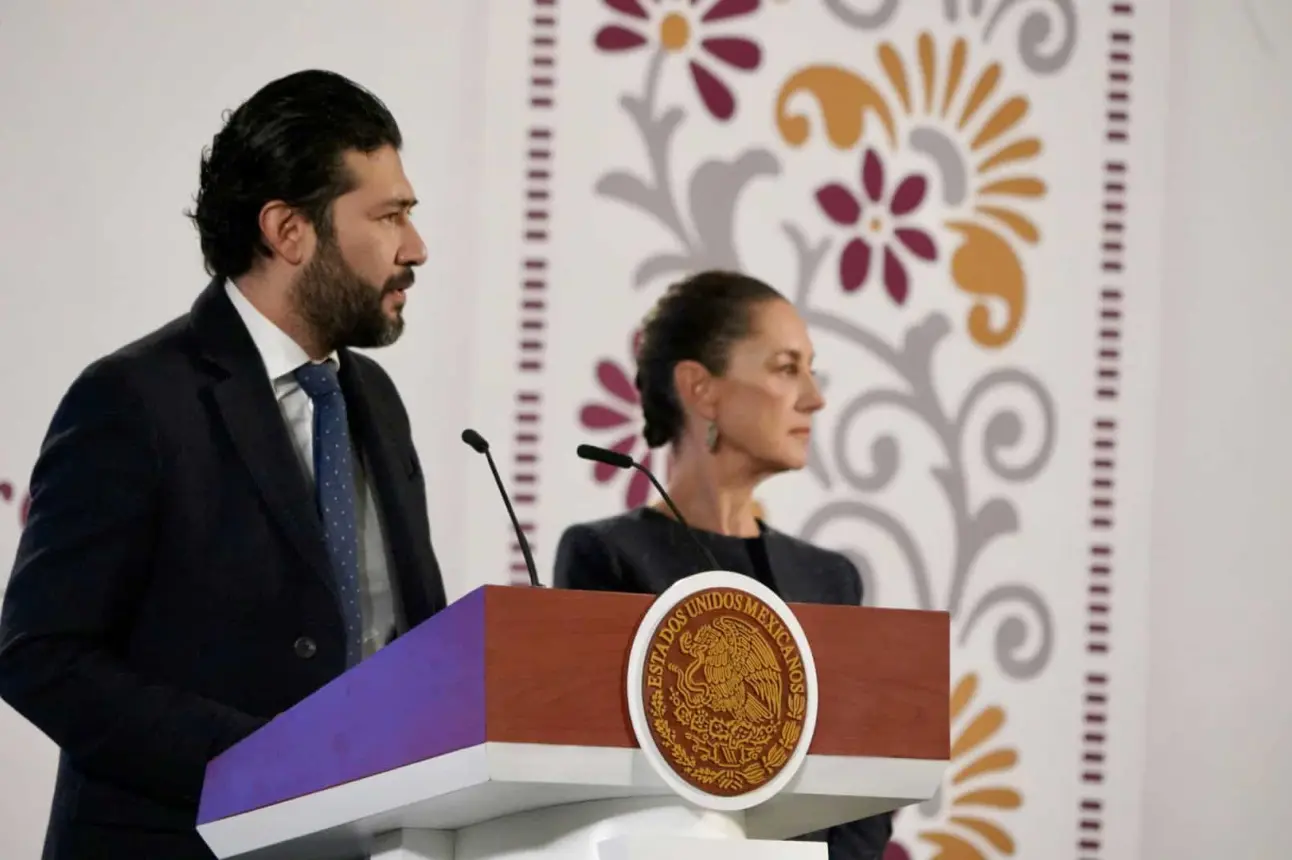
[294,361,363,668]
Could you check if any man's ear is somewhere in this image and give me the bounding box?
[673,360,718,422]
[257,201,313,266]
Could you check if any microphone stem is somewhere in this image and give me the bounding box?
[631,464,721,571]
[483,448,541,588]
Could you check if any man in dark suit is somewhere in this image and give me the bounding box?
[0,70,448,859]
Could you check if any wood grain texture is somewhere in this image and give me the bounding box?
[484,587,645,748]
[482,586,949,760]
[798,603,949,759]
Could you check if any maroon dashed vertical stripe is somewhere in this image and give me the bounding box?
[510,0,557,585]
[1080,4,1132,857]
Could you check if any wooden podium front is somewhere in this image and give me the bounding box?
[196,585,950,860]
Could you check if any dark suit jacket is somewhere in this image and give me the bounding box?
[0,278,447,860]
[553,508,893,860]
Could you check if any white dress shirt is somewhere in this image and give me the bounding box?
[225,280,402,659]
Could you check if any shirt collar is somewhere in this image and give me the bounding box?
[224,280,339,389]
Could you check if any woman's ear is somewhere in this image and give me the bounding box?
[673,360,717,422]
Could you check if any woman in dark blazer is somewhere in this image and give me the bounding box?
[553,269,893,860]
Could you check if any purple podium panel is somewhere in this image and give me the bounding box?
[197,587,489,825]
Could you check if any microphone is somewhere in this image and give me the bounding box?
[461,428,542,588]
[575,444,721,572]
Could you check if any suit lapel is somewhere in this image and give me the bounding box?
[211,374,337,601]
[338,355,435,626]
[191,280,338,603]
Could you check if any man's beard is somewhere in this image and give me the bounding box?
[290,234,414,353]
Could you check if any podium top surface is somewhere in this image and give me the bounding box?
[198,585,949,827]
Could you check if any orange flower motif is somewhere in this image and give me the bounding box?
[594,0,763,121]
[775,32,1048,348]
[886,672,1022,859]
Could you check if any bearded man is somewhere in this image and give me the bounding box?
[0,70,448,860]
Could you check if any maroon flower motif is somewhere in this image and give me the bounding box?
[816,148,937,304]
[578,358,655,509]
[881,842,911,860]
[0,480,29,527]
[594,0,763,121]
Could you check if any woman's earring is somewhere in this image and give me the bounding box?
[705,421,719,453]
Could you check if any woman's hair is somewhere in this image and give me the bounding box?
[635,269,786,448]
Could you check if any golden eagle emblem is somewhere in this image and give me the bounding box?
[638,587,810,798]
[675,615,783,724]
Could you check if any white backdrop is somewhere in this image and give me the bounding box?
[0,2,504,853]
[0,2,1289,859]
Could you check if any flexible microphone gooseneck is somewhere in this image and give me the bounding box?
[462,428,542,588]
[575,443,721,572]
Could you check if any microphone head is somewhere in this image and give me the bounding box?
[461,428,489,454]
[577,443,633,470]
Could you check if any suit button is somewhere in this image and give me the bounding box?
[293,637,317,659]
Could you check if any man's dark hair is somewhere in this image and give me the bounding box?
[188,69,402,279]
[635,270,786,449]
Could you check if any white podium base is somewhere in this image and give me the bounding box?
[598,834,823,860]
[203,742,937,859]
[372,829,454,860]
[369,797,825,860]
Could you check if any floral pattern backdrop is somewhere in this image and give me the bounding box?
[497,0,1164,858]
[0,480,28,531]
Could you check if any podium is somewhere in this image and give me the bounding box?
[197,582,949,860]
